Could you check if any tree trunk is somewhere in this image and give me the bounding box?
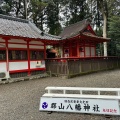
[24,0,27,19]
[103,13,107,56]
[97,0,108,56]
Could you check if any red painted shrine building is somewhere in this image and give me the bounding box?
[0,15,109,79]
[58,20,109,58]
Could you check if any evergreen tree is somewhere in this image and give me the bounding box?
[87,0,119,56]
[29,0,47,30]
[68,0,90,25]
[108,16,120,56]
[0,0,12,15]
[60,0,90,26]
[45,0,62,35]
[0,0,29,18]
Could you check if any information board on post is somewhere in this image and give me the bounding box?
[39,97,120,115]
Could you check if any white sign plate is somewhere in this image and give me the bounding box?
[39,97,120,115]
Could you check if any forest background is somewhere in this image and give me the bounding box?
[0,0,120,56]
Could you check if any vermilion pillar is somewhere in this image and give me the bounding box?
[69,41,72,57]
[94,45,96,56]
[84,41,86,57]
[27,40,30,76]
[44,43,46,59]
[76,40,80,57]
[3,37,9,72]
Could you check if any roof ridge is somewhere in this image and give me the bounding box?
[64,19,90,29]
[28,21,42,34]
[44,32,61,39]
[0,14,28,23]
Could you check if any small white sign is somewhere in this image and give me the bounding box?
[39,97,120,115]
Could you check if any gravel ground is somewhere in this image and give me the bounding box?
[0,69,120,120]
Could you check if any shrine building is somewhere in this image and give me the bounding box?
[0,14,111,79]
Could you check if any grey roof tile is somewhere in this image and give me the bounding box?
[0,14,61,41]
[59,19,90,39]
[0,15,108,42]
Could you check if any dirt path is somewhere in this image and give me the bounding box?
[0,69,120,120]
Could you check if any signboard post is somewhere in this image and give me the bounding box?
[39,97,120,115]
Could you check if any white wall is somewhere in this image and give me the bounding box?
[29,45,44,49]
[8,39,44,49]
[85,47,90,57]
[10,39,26,43]
[80,52,84,57]
[9,60,45,71]
[0,62,6,71]
[8,44,27,48]
[0,38,5,42]
[80,46,95,57]
[30,60,45,69]
[30,41,43,45]
[0,38,45,73]
[91,47,95,56]
[0,38,5,47]
[0,43,5,48]
[9,61,28,71]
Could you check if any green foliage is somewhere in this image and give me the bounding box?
[70,0,90,24]
[29,0,47,30]
[0,0,12,15]
[0,4,10,14]
[108,16,120,41]
[88,0,120,56]
[108,40,117,56]
[45,0,62,35]
[0,0,119,58]
[108,16,120,56]
[60,0,90,26]
[0,0,26,18]
[108,0,120,17]
[95,28,104,56]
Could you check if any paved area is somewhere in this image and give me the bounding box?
[0,69,120,120]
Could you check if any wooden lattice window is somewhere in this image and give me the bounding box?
[9,50,27,60]
[0,50,6,60]
[30,50,44,60]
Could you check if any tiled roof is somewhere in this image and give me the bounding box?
[59,19,90,39]
[0,15,109,42]
[0,14,61,40]
[81,32,110,42]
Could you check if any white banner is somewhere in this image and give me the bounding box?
[39,97,120,115]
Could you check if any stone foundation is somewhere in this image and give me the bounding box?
[0,73,49,85]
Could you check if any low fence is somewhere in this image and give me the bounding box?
[45,57,120,78]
